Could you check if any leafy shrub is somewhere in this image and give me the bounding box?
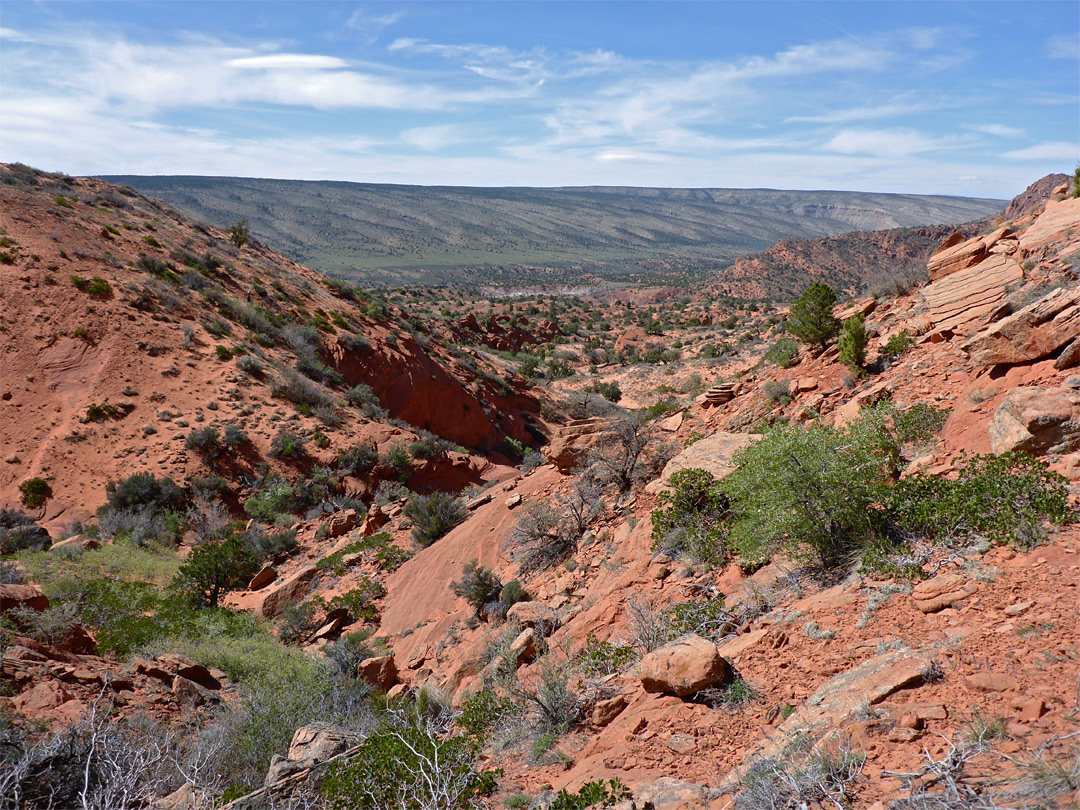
[185,426,221,456]
[457,687,521,744]
[762,379,792,407]
[338,444,378,475]
[651,468,729,566]
[344,384,379,407]
[243,478,297,522]
[500,580,528,610]
[881,330,915,361]
[322,718,493,810]
[171,530,259,607]
[578,635,635,679]
[408,434,449,460]
[236,354,263,375]
[69,274,111,296]
[549,779,632,810]
[99,506,184,547]
[404,492,467,547]
[104,472,184,513]
[0,509,51,554]
[887,451,1073,548]
[892,402,949,444]
[591,381,622,403]
[451,560,503,618]
[838,313,869,369]
[382,440,413,481]
[223,423,249,447]
[18,477,51,509]
[271,369,336,409]
[228,219,249,247]
[724,420,892,569]
[766,337,799,368]
[586,414,671,493]
[269,426,307,459]
[787,282,840,350]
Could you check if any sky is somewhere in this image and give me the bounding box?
[1,1,1077,198]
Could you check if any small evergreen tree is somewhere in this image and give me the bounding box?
[173,532,258,607]
[787,282,840,351]
[838,313,869,369]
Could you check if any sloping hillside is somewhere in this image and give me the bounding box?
[99,175,1004,286]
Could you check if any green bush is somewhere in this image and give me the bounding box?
[451,560,502,618]
[724,420,892,569]
[892,402,950,444]
[761,380,792,407]
[887,451,1072,548]
[578,634,636,678]
[338,444,378,475]
[765,337,799,368]
[185,426,221,456]
[457,687,521,744]
[787,282,840,351]
[172,531,259,607]
[0,509,51,554]
[549,779,632,810]
[382,440,413,481]
[344,384,379,407]
[651,468,729,566]
[104,472,184,513]
[592,380,622,403]
[70,274,111,296]
[269,426,307,459]
[243,478,297,522]
[881,330,915,361]
[322,721,494,810]
[838,313,868,369]
[18,477,51,509]
[404,492,467,547]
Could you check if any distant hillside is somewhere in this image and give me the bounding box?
[100,175,1004,286]
[703,221,990,301]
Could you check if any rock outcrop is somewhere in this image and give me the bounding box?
[989,386,1080,455]
[542,418,607,472]
[959,286,1080,367]
[657,431,760,485]
[638,634,733,697]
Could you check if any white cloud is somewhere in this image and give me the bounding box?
[823,129,967,158]
[226,54,349,70]
[786,99,938,124]
[971,124,1026,138]
[400,125,467,151]
[1001,141,1079,161]
[1047,34,1080,60]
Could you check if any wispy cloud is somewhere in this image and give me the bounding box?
[1001,141,1079,161]
[971,124,1026,138]
[823,129,970,158]
[226,54,349,70]
[786,99,938,124]
[1046,33,1079,60]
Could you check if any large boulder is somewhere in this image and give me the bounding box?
[542,418,606,472]
[989,386,1080,455]
[918,252,1023,335]
[926,225,1015,282]
[255,565,318,619]
[0,583,50,614]
[658,431,760,486]
[357,655,397,692]
[638,634,733,697]
[959,286,1080,368]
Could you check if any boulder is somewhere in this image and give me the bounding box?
[0,583,50,614]
[1055,336,1080,370]
[157,653,222,690]
[919,252,1023,334]
[508,628,537,667]
[357,655,397,692]
[248,565,278,591]
[639,634,733,697]
[255,565,318,619]
[926,225,1012,282]
[988,386,1080,455]
[505,600,559,632]
[959,286,1080,367]
[658,431,760,485]
[12,681,75,714]
[632,778,710,810]
[326,510,358,538]
[286,722,359,765]
[590,694,628,727]
[542,418,607,472]
[911,573,978,613]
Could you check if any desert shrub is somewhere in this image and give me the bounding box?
[171,530,259,607]
[382,440,413,481]
[766,337,799,368]
[271,369,336,409]
[881,330,916,361]
[892,402,950,444]
[457,687,521,745]
[505,502,576,576]
[268,426,307,459]
[578,635,635,679]
[557,476,602,536]
[236,354,263,375]
[408,432,452,460]
[338,444,378,475]
[762,379,792,407]
[104,472,184,513]
[243,478,298,522]
[591,380,622,403]
[724,420,892,569]
[323,631,378,679]
[736,743,864,810]
[69,274,111,296]
[18,478,50,509]
[500,580,528,610]
[222,423,249,448]
[185,426,221,456]
[586,414,672,493]
[520,450,544,473]
[787,282,840,351]
[547,358,573,379]
[228,219,249,247]
[887,451,1073,548]
[838,313,869,369]
[344,384,379,407]
[451,560,503,618]
[549,780,632,810]
[321,715,493,810]
[651,468,730,566]
[404,492,467,547]
[99,506,184,547]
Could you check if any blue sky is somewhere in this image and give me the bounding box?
[1,1,1077,197]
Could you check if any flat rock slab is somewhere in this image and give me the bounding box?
[659,431,761,485]
[911,573,979,613]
